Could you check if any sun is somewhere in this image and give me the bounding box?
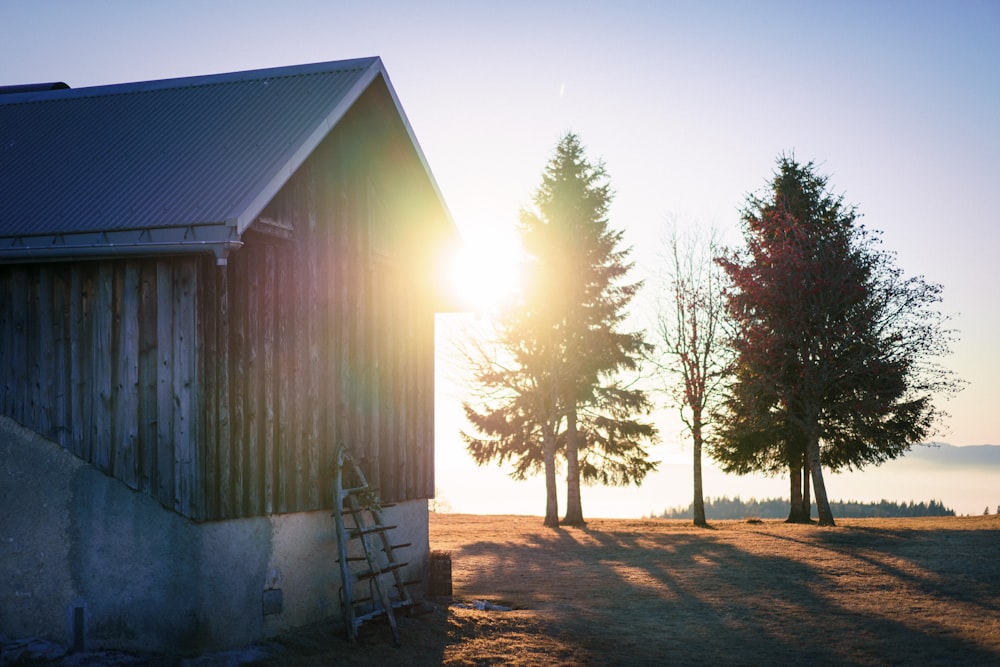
[446,229,522,313]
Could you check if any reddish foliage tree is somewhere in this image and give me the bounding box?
[714,156,961,526]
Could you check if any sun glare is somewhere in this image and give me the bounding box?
[447,231,523,313]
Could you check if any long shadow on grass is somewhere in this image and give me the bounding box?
[449,523,1000,666]
[767,526,1000,614]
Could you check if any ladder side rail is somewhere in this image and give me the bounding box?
[348,452,413,606]
[369,504,414,606]
[333,447,359,642]
[345,493,402,645]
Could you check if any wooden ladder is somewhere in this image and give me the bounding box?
[333,444,415,645]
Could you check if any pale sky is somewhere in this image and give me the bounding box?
[2,1,997,514]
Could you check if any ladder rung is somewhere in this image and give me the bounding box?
[387,542,411,551]
[336,556,368,563]
[355,562,408,581]
[347,508,393,518]
[352,597,412,621]
[349,524,397,538]
[347,504,391,514]
[354,607,387,624]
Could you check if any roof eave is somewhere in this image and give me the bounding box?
[0,223,242,265]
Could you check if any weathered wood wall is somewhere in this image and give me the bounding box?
[0,88,442,522]
[194,85,440,519]
[0,257,204,516]
[200,131,437,520]
[0,79,444,521]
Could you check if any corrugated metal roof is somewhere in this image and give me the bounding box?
[0,57,448,262]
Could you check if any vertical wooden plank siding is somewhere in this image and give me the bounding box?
[423,310,436,498]
[320,188,340,507]
[79,269,95,464]
[173,260,198,517]
[305,179,322,509]
[154,261,175,508]
[274,249,292,514]
[69,265,85,460]
[231,249,248,518]
[324,223,341,505]
[91,265,113,472]
[201,259,219,519]
[375,267,392,499]
[51,268,71,449]
[399,275,413,498]
[181,148,440,516]
[0,234,439,523]
[215,263,233,519]
[138,262,159,496]
[0,267,9,415]
[1,141,442,521]
[336,189,353,485]
[244,247,261,517]
[0,258,205,517]
[354,177,372,477]
[113,262,141,489]
[261,246,276,514]
[9,269,27,425]
[20,267,34,426]
[290,236,307,511]
[31,268,49,434]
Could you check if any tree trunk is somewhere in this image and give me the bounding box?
[802,463,811,519]
[692,410,708,528]
[562,408,585,526]
[787,451,813,523]
[806,433,835,526]
[786,463,807,523]
[543,428,559,527]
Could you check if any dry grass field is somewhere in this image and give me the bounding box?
[263,512,1000,666]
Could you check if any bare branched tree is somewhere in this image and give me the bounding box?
[653,221,732,527]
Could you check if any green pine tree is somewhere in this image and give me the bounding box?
[463,133,657,527]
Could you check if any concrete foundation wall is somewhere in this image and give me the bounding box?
[0,417,429,654]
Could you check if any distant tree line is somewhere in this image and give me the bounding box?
[653,496,955,520]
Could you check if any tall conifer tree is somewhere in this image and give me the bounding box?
[715,156,961,525]
[463,133,657,526]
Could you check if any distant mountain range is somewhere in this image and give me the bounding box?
[903,443,1000,467]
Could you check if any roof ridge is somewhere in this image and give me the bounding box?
[0,56,382,105]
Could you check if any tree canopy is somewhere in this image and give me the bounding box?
[713,155,961,525]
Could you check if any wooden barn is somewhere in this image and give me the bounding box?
[0,57,457,653]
